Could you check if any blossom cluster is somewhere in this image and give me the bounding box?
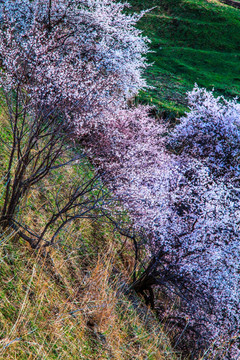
[0,0,149,131]
[169,85,240,178]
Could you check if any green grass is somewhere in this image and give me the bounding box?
[129,0,240,117]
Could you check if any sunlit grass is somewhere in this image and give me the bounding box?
[129,0,240,117]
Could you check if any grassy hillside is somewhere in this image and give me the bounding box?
[0,231,177,359]
[129,0,240,117]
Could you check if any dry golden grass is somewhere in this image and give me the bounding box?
[0,231,178,360]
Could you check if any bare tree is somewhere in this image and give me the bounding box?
[0,85,110,248]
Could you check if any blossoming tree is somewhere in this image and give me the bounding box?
[85,87,240,358]
[0,0,150,238]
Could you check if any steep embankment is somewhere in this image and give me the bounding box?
[129,0,240,117]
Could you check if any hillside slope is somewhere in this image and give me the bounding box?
[129,0,240,117]
[0,229,178,360]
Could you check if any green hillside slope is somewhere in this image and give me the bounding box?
[129,0,240,117]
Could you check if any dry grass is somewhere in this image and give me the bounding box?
[0,230,178,360]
